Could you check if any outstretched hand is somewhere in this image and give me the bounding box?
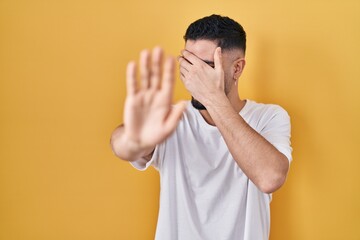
[123,47,186,151]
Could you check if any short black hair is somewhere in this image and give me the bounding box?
[184,14,246,53]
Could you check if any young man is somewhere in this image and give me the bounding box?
[111,15,292,240]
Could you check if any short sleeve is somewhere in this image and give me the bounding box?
[129,142,164,171]
[261,106,293,162]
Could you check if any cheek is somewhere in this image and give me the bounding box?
[222,61,234,77]
[223,73,233,94]
[223,68,234,82]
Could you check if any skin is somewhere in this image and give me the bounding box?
[110,47,186,162]
[111,40,289,193]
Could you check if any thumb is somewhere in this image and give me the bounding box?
[214,47,223,71]
[163,101,187,134]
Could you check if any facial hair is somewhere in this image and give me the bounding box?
[191,97,207,110]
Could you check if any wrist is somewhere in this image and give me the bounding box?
[202,92,229,109]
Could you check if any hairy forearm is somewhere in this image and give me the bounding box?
[206,95,289,193]
[110,125,154,162]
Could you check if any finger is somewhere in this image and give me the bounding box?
[179,73,185,82]
[178,56,191,72]
[140,49,151,89]
[214,47,223,71]
[126,61,137,95]
[178,57,190,86]
[181,50,206,66]
[161,56,175,99]
[179,65,188,82]
[179,65,188,76]
[150,47,163,89]
[179,67,186,83]
[163,101,187,134]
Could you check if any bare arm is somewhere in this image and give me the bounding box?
[110,124,154,161]
[110,47,186,162]
[179,47,289,193]
[205,96,289,194]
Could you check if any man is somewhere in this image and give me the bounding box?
[111,14,292,240]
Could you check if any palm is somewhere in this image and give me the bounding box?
[123,47,185,149]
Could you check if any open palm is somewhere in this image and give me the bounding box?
[123,47,185,150]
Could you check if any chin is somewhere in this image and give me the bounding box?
[191,97,207,110]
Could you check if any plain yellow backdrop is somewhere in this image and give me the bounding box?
[1,0,359,239]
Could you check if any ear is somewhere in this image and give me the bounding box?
[233,58,246,80]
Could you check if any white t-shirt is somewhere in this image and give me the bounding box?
[130,99,292,240]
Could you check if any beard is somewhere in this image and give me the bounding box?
[191,97,207,110]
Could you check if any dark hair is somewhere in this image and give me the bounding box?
[184,14,246,53]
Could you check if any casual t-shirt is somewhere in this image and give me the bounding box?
[130,99,292,240]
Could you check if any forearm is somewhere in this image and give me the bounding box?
[205,95,289,193]
[110,125,155,162]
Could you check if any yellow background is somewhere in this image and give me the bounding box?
[1,0,359,239]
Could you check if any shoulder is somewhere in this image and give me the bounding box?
[242,99,291,131]
[244,99,289,118]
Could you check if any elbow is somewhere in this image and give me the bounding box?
[110,126,123,159]
[258,160,289,194]
[110,132,127,160]
[110,139,132,161]
[110,131,142,162]
[258,173,287,194]
[110,135,122,159]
